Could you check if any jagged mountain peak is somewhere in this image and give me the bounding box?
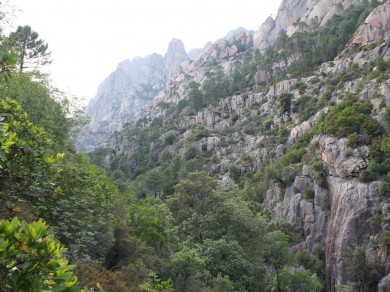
[164,38,189,78]
[77,40,189,151]
[165,38,186,56]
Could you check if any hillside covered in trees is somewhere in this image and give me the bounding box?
[1,0,390,291]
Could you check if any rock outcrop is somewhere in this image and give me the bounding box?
[253,0,365,50]
[263,135,382,290]
[351,1,390,47]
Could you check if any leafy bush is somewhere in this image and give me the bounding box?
[229,164,241,182]
[309,158,327,188]
[231,113,240,124]
[0,217,78,291]
[322,97,382,142]
[304,188,315,201]
[164,132,176,145]
[0,98,62,205]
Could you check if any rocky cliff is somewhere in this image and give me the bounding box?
[253,0,365,50]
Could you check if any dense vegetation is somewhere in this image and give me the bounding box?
[1,0,390,291]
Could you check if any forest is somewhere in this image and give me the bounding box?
[1,0,390,291]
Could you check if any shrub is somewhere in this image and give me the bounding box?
[345,147,353,157]
[309,159,327,188]
[176,99,188,113]
[0,217,78,291]
[229,164,241,182]
[231,113,240,124]
[304,188,315,201]
[164,132,176,145]
[322,98,382,142]
[380,230,390,249]
[187,127,209,142]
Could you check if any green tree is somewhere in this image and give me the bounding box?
[170,247,206,289]
[265,231,292,292]
[44,153,119,262]
[202,239,263,291]
[169,171,218,219]
[187,82,203,112]
[0,217,78,291]
[126,196,176,251]
[4,25,51,71]
[0,49,16,80]
[139,272,174,292]
[344,245,382,291]
[278,268,322,292]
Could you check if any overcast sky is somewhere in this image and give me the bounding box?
[11,0,282,104]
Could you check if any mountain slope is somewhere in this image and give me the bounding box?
[85,0,390,290]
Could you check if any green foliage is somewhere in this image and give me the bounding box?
[322,97,382,140]
[359,136,390,183]
[292,81,307,93]
[202,239,263,291]
[231,113,239,124]
[295,247,324,277]
[228,163,241,183]
[186,127,209,142]
[166,173,272,289]
[184,146,198,160]
[87,147,111,168]
[0,217,78,291]
[277,268,322,292]
[43,153,119,262]
[211,273,234,292]
[380,230,390,249]
[279,93,292,114]
[164,132,176,145]
[202,69,229,104]
[0,50,16,80]
[170,247,205,284]
[176,99,188,114]
[0,72,73,148]
[170,171,218,217]
[265,231,322,292]
[309,158,327,188]
[0,98,61,205]
[188,82,204,112]
[344,245,383,291]
[303,188,315,201]
[139,272,174,292]
[265,231,292,270]
[126,196,175,251]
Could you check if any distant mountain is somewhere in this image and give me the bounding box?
[77,39,189,151]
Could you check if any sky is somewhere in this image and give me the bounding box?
[10,0,282,104]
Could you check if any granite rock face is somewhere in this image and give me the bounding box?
[253,0,365,50]
[263,135,382,291]
[351,1,390,47]
[325,178,381,290]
